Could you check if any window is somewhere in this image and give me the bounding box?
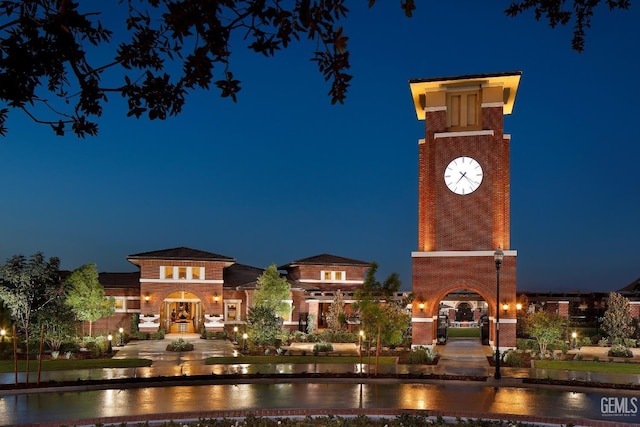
[113,297,125,312]
[224,300,242,321]
[160,266,205,280]
[320,271,346,281]
[447,90,481,131]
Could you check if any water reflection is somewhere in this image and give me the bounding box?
[0,382,634,425]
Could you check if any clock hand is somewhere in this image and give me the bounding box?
[455,171,467,184]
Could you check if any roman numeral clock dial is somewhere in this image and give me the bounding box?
[444,156,483,195]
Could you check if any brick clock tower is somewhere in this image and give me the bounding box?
[408,72,521,350]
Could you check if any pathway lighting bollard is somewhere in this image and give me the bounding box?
[242,333,248,352]
[107,334,113,355]
[233,326,238,344]
[119,327,124,346]
[572,331,577,349]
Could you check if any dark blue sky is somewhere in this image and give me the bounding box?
[1,2,638,293]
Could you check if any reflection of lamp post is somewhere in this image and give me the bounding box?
[107,334,113,355]
[494,247,504,380]
[242,333,248,352]
[359,330,364,376]
[233,326,238,344]
[118,327,124,346]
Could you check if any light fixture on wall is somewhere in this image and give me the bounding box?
[418,302,425,312]
[516,302,522,311]
[214,294,220,304]
[502,302,509,312]
[144,293,150,303]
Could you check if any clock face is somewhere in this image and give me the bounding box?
[444,156,483,195]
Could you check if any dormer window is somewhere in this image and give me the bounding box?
[161,266,204,280]
[321,271,345,281]
[447,89,481,131]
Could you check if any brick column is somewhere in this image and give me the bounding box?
[558,301,569,319]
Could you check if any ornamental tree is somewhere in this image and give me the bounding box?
[525,310,567,355]
[0,253,63,382]
[602,291,636,343]
[253,264,292,320]
[0,1,630,137]
[65,263,115,336]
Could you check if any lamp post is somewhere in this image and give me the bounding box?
[494,247,504,380]
[0,329,5,352]
[242,333,248,352]
[572,331,577,349]
[107,333,113,355]
[118,327,124,346]
[233,326,238,344]
[359,330,364,376]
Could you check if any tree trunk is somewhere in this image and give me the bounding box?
[12,325,17,385]
[37,325,44,384]
[375,324,381,376]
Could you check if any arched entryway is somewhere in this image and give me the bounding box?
[163,291,203,333]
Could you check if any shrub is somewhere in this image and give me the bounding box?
[598,337,609,347]
[516,338,538,351]
[203,330,227,340]
[581,337,591,346]
[548,341,568,353]
[313,342,333,355]
[50,351,59,360]
[503,350,526,367]
[623,338,637,348]
[150,329,165,340]
[575,353,584,361]
[134,331,148,340]
[292,331,307,343]
[166,338,194,352]
[609,344,633,357]
[314,330,358,343]
[406,347,438,364]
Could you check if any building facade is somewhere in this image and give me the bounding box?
[92,247,370,336]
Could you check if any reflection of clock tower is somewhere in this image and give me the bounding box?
[408,72,521,350]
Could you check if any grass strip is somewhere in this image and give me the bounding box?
[446,328,480,338]
[206,356,397,365]
[535,360,640,374]
[0,358,152,373]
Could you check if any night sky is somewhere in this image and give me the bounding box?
[1,2,638,293]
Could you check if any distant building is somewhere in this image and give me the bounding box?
[90,247,370,336]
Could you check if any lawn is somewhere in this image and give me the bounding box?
[206,356,398,365]
[446,327,480,338]
[535,360,640,374]
[0,358,152,373]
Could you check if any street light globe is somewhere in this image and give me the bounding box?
[107,334,113,341]
[0,329,5,337]
[572,332,577,339]
[234,326,238,332]
[119,327,124,334]
[494,247,504,264]
[242,333,248,340]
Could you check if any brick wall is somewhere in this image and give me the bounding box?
[412,253,517,347]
